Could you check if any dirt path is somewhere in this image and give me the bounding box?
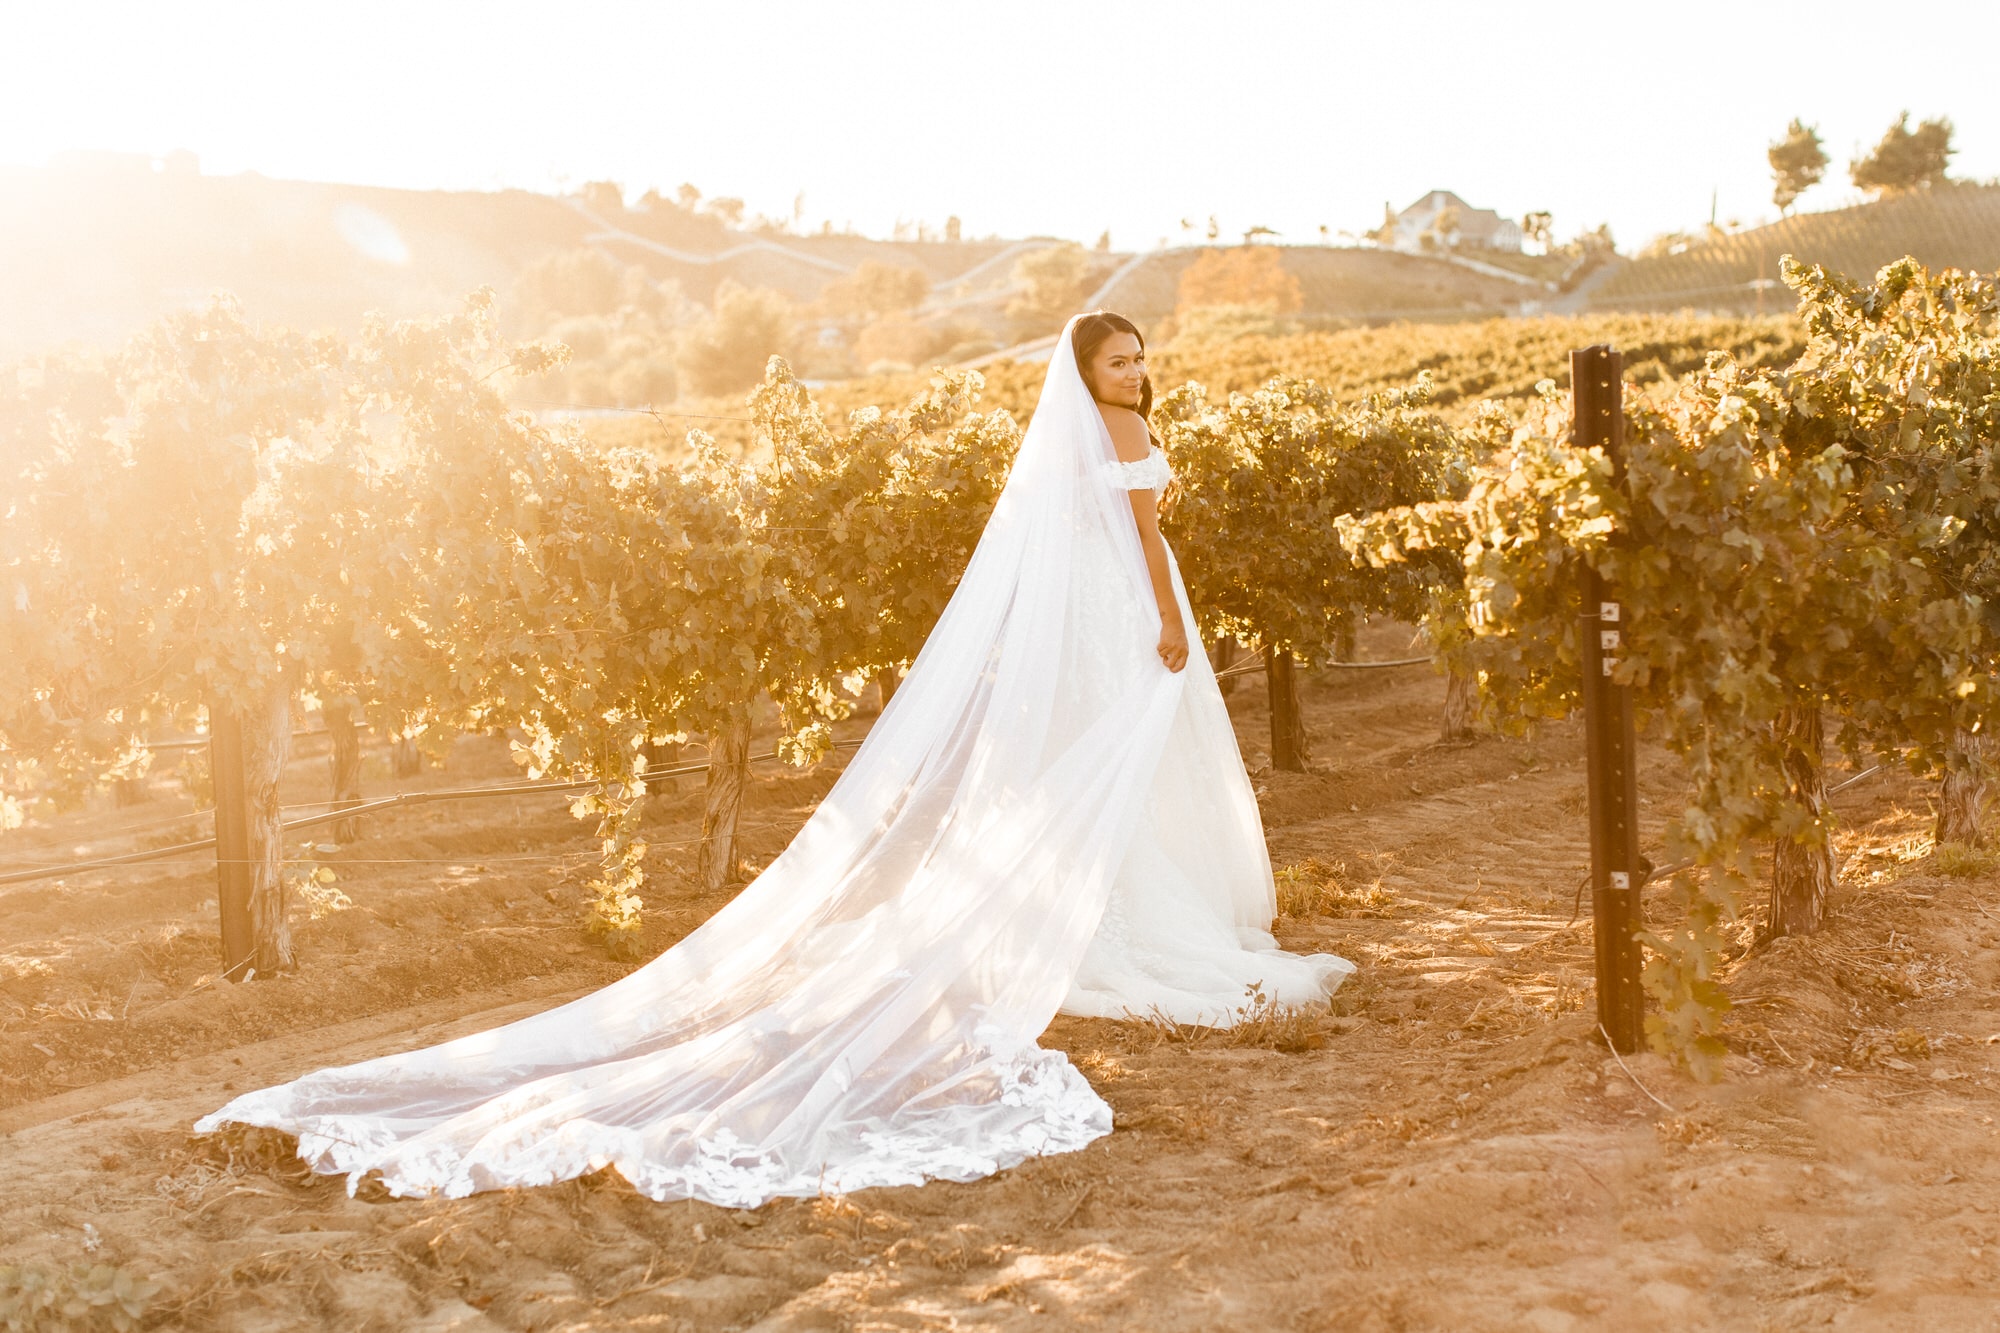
[5,628,2000,1330]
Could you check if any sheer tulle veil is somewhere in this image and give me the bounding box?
[195,315,1224,1204]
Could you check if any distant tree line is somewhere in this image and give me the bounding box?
[1769,112,1957,213]
[515,183,1009,404]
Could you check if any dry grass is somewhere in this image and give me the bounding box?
[1134,984,1334,1053]
[1849,1026,1934,1068]
[0,1261,160,1331]
[1274,857,1397,919]
[1931,841,1997,879]
[1654,1112,1721,1149]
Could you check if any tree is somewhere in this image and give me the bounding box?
[1005,243,1095,336]
[1366,203,1399,247]
[1850,113,1955,196]
[676,282,796,396]
[1159,376,1459,771]
[1572,223,1616,258]
[752,362,1018,717]
[1521,211,1555,252]
[512,248,628,329]
[817,261,930,323]
[1174,247,1303,320]
[0,299,518,976]
[1,295,1026,968]
[1777,258,2000,847]
[718,360,1019,853]
[0,290,816,964]
[1768,119,1829,213]
[579,180,625,214]
[854,315,938,370]
[360,329,819,910]
[704,196,747,228]
[1554,224,1618,292]
[1422,206,1462,252]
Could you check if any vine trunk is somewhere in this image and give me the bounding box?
[1768,705,1836,938]
[1440,664,1479,742]
[1934,729,1988,848]
[1266,651,1310,772]
[642,739,686,784]
[874,668,903,714]
[698,705,754,890]
[1212,638,1240,698]
[211,685,296,979]
[324,698,364,844]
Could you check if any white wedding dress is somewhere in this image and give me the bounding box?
[197,317,1352,1207]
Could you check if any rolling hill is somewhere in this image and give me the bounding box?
[1090,245,1546,326]
[1583,183,2000,313]
[0,160,1031,362]
[0,159,1570,366]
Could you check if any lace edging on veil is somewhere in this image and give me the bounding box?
[195,315,1179,1205]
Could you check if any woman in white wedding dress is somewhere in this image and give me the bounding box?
[197,312,1352,1208]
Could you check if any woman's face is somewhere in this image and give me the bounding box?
[1086,332,1146,408]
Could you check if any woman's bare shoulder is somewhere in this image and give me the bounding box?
[1098,404,1153,462]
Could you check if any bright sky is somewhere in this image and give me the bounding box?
[5,0,1998,252]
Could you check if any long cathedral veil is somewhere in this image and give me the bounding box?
[197,316,1200,1205]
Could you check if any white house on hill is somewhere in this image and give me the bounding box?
[1384,190,1523,254]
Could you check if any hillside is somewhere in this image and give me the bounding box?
[0,165,590,360]
[782,311,1806,442]
[1148,311,1804,411]
[1091,245,1543,326]
[1585,183,2000,313]
[0,161,1568,367]
[0,162,1026,362]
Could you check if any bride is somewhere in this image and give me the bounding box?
[197,311,1353,1207]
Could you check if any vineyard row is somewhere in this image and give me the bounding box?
[4,256,1997,1073]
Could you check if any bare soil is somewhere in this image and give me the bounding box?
[4,625,1999,1331]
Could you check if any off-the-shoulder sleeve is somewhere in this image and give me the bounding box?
[1105,448,1174,492]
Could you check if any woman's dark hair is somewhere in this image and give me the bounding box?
[1072,310,1153,420]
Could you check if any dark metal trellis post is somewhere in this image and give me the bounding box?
[1572,345,1646,1053]
[208,707,256,981]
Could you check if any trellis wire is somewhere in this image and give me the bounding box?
[1212,650,1433,682]
[0,740,863,888]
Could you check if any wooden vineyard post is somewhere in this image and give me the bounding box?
[1572,345,1645,1053]
[1266,649,1310,772]
[208,706,256,982]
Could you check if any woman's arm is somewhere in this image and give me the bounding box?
[1128,486,1189,672]
[1102,408,1188,673]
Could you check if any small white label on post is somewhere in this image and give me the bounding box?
[1600,630,1620,650]
[1601,602,1620,622]
[1602,657,1618,676]
[1609,871,1630,889]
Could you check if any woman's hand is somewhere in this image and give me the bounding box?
[1157,615,1189,673]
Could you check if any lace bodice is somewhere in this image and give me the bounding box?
[1107,445,1173,492]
